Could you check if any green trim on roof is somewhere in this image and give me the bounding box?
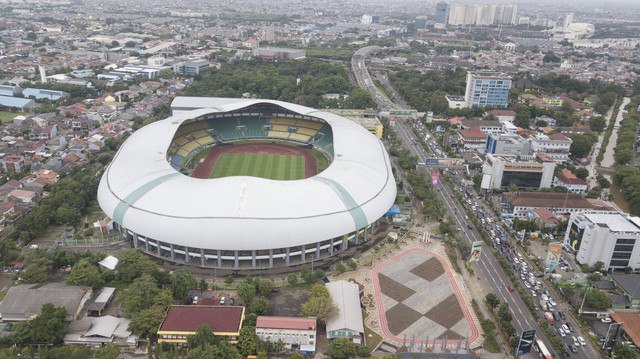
[113,172,182,225]
[314,177,368,230]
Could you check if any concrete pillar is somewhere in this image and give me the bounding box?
[145,237,149,252]
[355,231,359,245]
[234,250,239,268]
[316,242,321,259]
[269,249,273,268]
[301,245,306,262]
[285,247,290,266]
[329,238,334,254]
[252,250,256,268]
[132,233,139,248]
[364,226,368,240]
[201,248,206,267]
[156,240,162,255]
[185,246,190,263]
[170,244,175,260]
[343,237,349,251]
[217,250,222,268]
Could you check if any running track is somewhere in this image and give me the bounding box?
[191,143,318,179]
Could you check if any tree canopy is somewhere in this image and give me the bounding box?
[115,249,158,283]
[301,284,338,324]
[12,304,67,345]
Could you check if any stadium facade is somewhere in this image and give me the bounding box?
[97,97,396,269]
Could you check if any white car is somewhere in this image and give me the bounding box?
[525,282,531,288]
[549,299,557,307]
[601,317,612,323]
[563,325,570,332]
[578,336,586,346]
[530,290,537,297]
[220,296,226,304]
[558,328,566,337]
[571,336,579,347]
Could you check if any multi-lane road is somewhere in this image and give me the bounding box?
[352,47,602,359]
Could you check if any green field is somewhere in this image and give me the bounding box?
[210,153,306,180]
[0,111,24,123]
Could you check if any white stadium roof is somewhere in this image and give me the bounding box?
[97,98,396,251]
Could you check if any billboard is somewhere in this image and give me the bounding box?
[515,330,536,356]
[603,322,623,352]
[546,242,563,270]
[431,172,440,187]
[469,241,483,262]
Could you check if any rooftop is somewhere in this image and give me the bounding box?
[610,274,640,298]
[503,192,598,209]
[325,281,364,334]
[256,316,317,331]
[583,213,640,233]
[0,283,89,321]
[158,306,244,334]
[611,312,640,347]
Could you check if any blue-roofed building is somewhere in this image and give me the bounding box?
[22,88,70,101]
[0,96,37,111]
[0,85,20,97]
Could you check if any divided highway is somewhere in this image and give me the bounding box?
[352,47,601,359]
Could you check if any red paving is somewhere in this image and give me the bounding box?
[371,248,479,346]
[191,143,318,179]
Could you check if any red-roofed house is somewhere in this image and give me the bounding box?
[529,207,560,229]
[157,306,245,345]
[0,154,25,173]
[554,168,588,195]
[256,316,317,353]
[457,128,487,152]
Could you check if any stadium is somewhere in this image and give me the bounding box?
[97,97,396,269]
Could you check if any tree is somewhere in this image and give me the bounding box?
[128,305,167,337]
[238,326,260,356]
[95,343,120,359]
[485,293,500,310]
[250,296,271,316]
[498,302,512,322]
[124,41,137,48]
[26,32,37,41]
[237,280,257,305]
[116,249,158,283]
[287,273,299,286]
[543,52,561,63]
[20,257,52,284]
[13,304,67,345]
[327,338,356,359]
[257,279,273,296]
[589,116,606,132]
[597,174,611,189]
[573,167,590,181]
[570,134,595,159]
[123,274,173,316]
[585,288,611,310]
[171,269,197,300]
[613,342,639,359]
[65,258,104,289]
[199,278,208,290]
[187,325,218,349]
[301,284,338,324]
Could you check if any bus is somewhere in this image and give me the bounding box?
[534,338,553,359]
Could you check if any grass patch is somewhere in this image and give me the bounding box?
[609,178,630,213]
[210,153,305,180]
[362,310,383,351]
[0,290,7,302]
[0,111,23,123]
[310,148,330,173]
[183,148,211,169]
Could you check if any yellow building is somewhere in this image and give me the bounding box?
[157,305,245,345]
[325,109,383,139]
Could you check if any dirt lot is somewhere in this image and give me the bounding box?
[269,288,310,317]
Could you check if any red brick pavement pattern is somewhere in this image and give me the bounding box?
[191,143,318,179]
[372,248,479,346]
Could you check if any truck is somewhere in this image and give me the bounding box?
[539,300,548,312]
[544,311,555,324]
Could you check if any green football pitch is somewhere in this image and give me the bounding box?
[210,153,306,180]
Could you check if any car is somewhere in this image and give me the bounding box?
[528,272,535,278]
[601,317,612,323]
[530,290,537,297]
[507,285,514,292]
[570,344,578,353]
[549,299,557,307]
[578,336,586,346]
[192,296,199,304]
[524,282,531,288]
[566,322,574,332]
[572,336,579,346]
[558,328,566,337]
[472,206,476,211]
[229,297,235,305]
[559,311,566,320]
[562,324,570,332]
[465,215,469,220]
[219,296,226,304]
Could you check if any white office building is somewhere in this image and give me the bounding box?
[256,316,317,353]
[464,71,512,108]
[481,153,556,190]
[565,212,640,270]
